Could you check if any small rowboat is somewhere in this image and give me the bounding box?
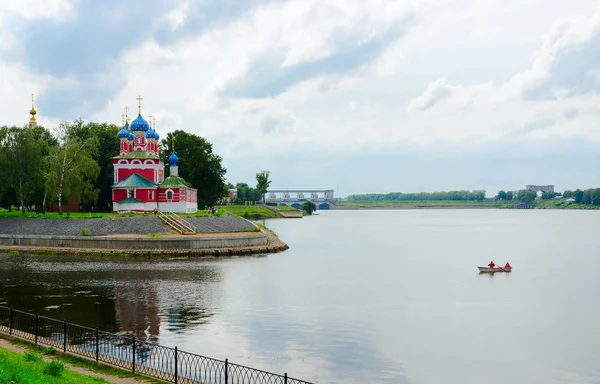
[478,266,512,273]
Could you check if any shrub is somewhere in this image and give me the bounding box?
[43,360,65,377]
[44,347,55,356]
[79,228,91,236]
[24,351,42,363]
[301,201,317,215]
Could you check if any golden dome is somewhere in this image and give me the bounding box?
[29,94,37,125]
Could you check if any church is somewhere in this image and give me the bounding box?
[111,97,198,213]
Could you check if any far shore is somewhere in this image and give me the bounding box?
[330,204,499,210]
[330,199,600,210]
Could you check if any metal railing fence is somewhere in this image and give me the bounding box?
[0,305,311,384]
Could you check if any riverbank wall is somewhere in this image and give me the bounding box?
[0,230,288,257]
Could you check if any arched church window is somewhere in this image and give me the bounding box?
[167,190,173,200]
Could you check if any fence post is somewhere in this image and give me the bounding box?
[9,308,13,336]
[34,313,38,344]
[174,347,178,384]
[63,321,67,352]
[225,358,228,383]
[284,373,288,384]
[95,328,99,362]
[132,336,136,373]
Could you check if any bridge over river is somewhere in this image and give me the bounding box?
[267,189,334,210]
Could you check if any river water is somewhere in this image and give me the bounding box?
[1,210,600,383]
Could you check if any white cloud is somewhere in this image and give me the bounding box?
[3,0,599,181]
[0,0,74,22]
[407,5,600,143]
[90,0,416,156]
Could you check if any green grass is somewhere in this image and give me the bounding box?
[225,206,282,219]
[0,211,156,219]
[334,200,501,208]
[10,339,165,383]
[0,345,110,383]
[180,208,226,217]
[276,205,299,211]
[256,223,278,237]
[533,198,600,209]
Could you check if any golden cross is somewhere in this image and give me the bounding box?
[152,116,156,129]
[31,93,35,109]
[136,95,143,114]
[171,135,174,151]
[148,114,153,127]
[121,113,125,126]
[124,106,129,121]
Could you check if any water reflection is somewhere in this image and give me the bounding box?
[0,254,222,342]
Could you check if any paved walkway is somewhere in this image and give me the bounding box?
[0,338,153,384]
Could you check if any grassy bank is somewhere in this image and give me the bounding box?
[8,338,165,383]
[0,345,109,383]
[0,206,278,219]
[225,206,282,219]
[533,198,600,209]
[0,210,219,219]
[334,200,502,208]
[275,205,299,211]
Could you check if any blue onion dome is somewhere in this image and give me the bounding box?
[155,132,160,140]
[146,127,155,139]
[168,150,179,166]
[130,114,150,132]
[118,126,130,138]
[128,131,134,140]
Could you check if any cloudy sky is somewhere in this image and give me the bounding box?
[1,0,599,196]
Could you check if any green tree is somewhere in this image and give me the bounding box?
[255,170,272,203]
[591,188,600,205]
[497,190,507,200]
[582,189,593,205]
[4,126,45,213]
[159,130,227,208]
[0,126,9,205]
[542,191,557,200]
[46,123,100,214]
[505,191,514,201]
[67,120,120,211]
[302,201,317,215]
[573,189,584,204]
[516,189,537,204]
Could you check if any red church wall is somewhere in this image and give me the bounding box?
[113,189,128,202]
[158,188,181,202]
[135,189,157,202]
[118,168,154,183]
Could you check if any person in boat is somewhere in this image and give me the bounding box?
[504,262,511,269]
[488,261,496,268]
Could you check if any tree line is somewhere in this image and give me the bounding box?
[563,189,600,205]
[0,122,228,213]
[346,190,487,201]
[496,188,600,205]
[228,170,272,204]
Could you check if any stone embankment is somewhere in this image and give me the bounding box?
[0,216,288,256]
[0,216,254,236]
